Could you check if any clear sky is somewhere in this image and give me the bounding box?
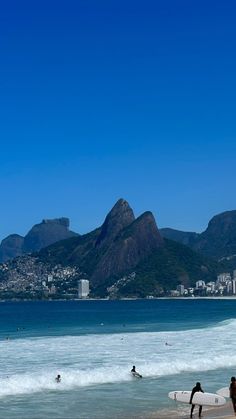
[0,0,236,240]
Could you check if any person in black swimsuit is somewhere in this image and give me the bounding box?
[190,382,204,418]
[130,366,142,378]
[230,376,236,415]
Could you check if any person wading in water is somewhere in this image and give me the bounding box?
[230,376,236,415]
[190,382,204,418]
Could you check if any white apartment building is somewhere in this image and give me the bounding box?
[206,282,216,293]
[177,284,185,295]
[227,281,232,294]
[217,273,231,284]
[78,279,90,298]
[232,279,236,295]
[196,280,205,289]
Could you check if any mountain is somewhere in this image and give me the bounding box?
[38,199,218,298]
[0,218,78,262]
[160,210,236,265]
[40,200,164,287]
[91,210,164,287]
[0,234,24,263]
[95,198,135,247]
[113,238,218,298]
[193,211,236,259]
[23,218,77,253]
[160,228,199,247]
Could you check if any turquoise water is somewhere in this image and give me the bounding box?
[0,299,235,418]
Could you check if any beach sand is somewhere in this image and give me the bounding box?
[203,402,235,419]
[143,401,235,419]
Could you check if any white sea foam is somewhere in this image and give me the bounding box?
[0,318,235,397]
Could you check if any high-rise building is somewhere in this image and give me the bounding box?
[227,281,232,294]
[47,275,53,282]
[217,273,231,284]
[206,282,215,293]
[232,279,236,295]
[177,284,185,295]
[78,279,90,298]
[196,280,205,289]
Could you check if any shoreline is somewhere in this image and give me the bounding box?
[144,402,235,419]
[206,402,236,418]
[1,296,236,302]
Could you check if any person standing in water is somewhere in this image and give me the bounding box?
[55,374,61,383]
[190,382,204,418]
[230,376,236,415]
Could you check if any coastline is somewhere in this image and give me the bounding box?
[144,402,235,419]
[1,296,236,302]
[206,402,235,418]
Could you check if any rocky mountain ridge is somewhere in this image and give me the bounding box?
[36,199,217,297]
[160,210,236,263]
[0,201,234,298]
[39,200,164,288]
[0,218,78,262]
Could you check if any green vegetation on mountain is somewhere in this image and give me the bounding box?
[39,202,164,290]
[193,211,236,259]
[39,212,218,298]
[39,228,101,271]
[160,228,199,247]
[1,199,235,299]
[160,210,236,266]
[118,239,218,297]
[91,238,218,298]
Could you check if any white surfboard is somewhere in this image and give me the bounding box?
[168,391,226,407]
[131,371,142,378]
[216,387,230,398]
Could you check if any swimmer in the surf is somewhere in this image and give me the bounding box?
[131,366,142,378]
[55,374,61,383]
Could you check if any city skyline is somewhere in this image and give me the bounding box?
[1,0,236,240]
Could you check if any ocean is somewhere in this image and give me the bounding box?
[0,299,235,418]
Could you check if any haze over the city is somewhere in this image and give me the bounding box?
[1,0,236,240]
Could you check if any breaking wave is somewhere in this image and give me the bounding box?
[0,318,236,397]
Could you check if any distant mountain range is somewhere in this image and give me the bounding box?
[1,201,236,298]
[0,218,77,262]
[160,210,236,265]
[37,199,218,297]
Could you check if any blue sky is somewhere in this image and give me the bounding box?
[0,0,236,240]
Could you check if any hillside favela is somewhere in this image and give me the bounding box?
[1,199,236,300]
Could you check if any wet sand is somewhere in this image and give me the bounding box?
[204,402,235,418]
[143,401,235,419]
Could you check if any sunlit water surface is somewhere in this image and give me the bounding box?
[0,299,235,418]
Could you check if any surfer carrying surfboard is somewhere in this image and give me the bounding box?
[131,366,142,378]
[190,382,204,418]
[229,376,236,415]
